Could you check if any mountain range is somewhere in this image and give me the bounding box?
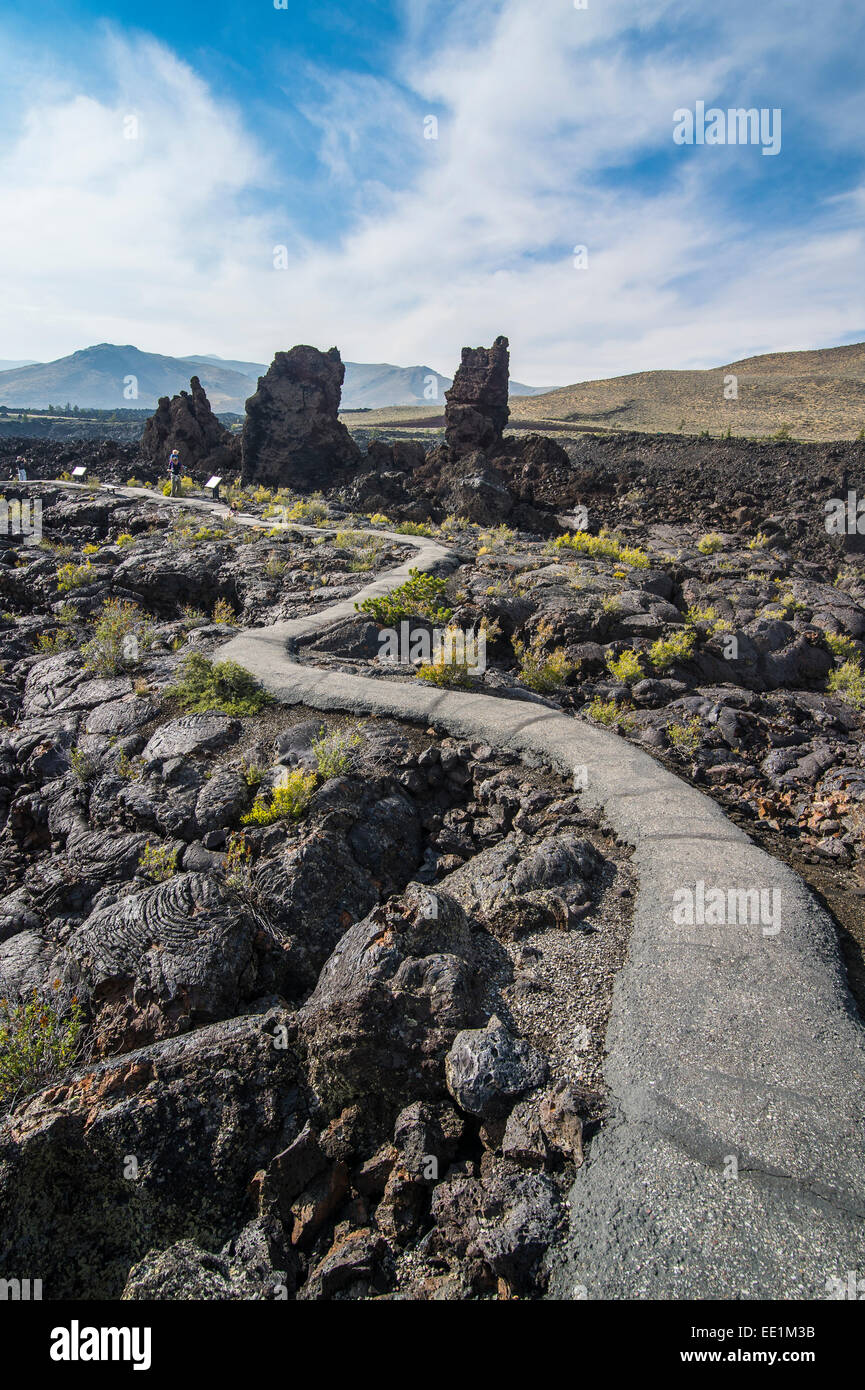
[0,345,543,413]
[3,341,859,440]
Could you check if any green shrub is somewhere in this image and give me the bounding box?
[180,604,207,629]
[765,591,805,619]
[586,696,619,725]
[513,620,574,692]
[241,769,317,825]
[416,651,474,688]
[355,568,452,625]
[335,528,380,551]
[81,598,151,676]
[477,524,515,552]
[138,841,179,882]
[285,498,328,524]
[56,560,94,592]
[553,530,649,568]
[696,533,723,555]
[667,716,702,756]
[35,630,73,655]
[115,532,136,548]
[825,632,859,661]
[685,606,735,637]
[212,597,236,625]
[348,550,380,573]
[686,605,718,626]
[0,989,85,1112]
[115,750,142,781]
[311,726,363,778]
[606,649,644,685]
[585,696,634,731]
[69,746,98,782]
[827,659,865,708]
[166,652,273,716]
[224,831,255,896]
[440,514,474,535]
[264,552,287,578]
[241,760,265,788]
[191,526,229,543]
[649,628,696,672]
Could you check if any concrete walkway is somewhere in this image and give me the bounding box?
[29,480,865,1297]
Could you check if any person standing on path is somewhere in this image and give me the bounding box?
[167,449,182,497]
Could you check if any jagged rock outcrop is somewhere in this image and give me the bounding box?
[140,376,239,474]
[293,884,478,1144]
[0,1013,304,1298]
[62,871,290,1055]
[347,335,568,529]
[241,346,361,490]
[411,444,559,532]
[445,335,510,460]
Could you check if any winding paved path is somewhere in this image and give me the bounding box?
[33,482,865,1297]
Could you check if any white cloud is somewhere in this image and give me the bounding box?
[0,3,862,386]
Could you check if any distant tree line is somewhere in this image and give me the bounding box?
[0,404,153,421]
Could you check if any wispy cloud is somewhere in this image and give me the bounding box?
[0,1,862,382]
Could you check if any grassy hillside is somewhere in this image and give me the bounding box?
[509,342,865,441]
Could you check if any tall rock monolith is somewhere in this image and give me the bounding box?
[241,346,361,490]
[444,335,510,460]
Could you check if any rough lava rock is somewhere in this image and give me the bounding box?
[0,1012,304,1299]
[241,346,361,490]
[295,885,478,1141]
[62,871,289,1054]
[445,1015,548,1120]
[140,376,239,474]
[445,336,511,460]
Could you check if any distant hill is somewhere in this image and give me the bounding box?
[182,353,455,410]
[0,359,40,372]
[0,344,543,413]
[183,353,543,409]
[509,342,865,441]
[0,345,255,413]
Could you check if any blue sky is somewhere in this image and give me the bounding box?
[0,0,863,384]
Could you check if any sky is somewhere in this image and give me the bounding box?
[0,0,863,386]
